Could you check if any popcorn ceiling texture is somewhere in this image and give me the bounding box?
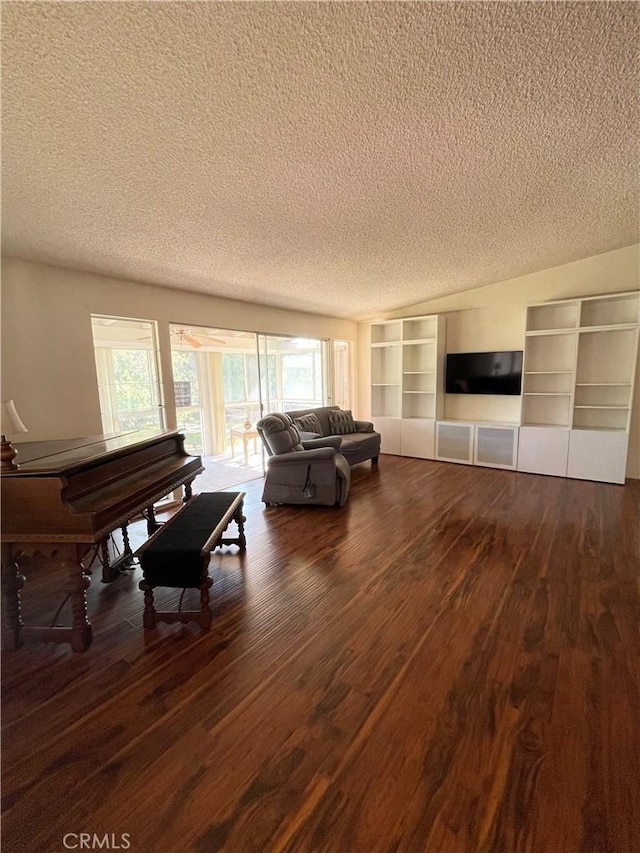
[2,2,638,320]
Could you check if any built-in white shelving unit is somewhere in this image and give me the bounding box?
[370,291,639,484]
[518,291,639,484]
[370,315,445,458]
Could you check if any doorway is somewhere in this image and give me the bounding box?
[170,326,329,490]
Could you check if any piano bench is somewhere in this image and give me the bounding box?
[135,491,246,630]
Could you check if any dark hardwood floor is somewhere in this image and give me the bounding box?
[2,456,639,853]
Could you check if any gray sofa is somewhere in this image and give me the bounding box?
[256,412,350,507]
[285,405,381,467]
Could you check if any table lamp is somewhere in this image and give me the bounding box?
[1,400,28,471]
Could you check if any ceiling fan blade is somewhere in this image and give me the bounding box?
[196,334,226,345]
[183,334,203,348]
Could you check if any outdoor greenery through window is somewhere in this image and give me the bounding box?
[281,351,322,400]
[91,316,163,437]
[222,353,277,403]
[172,349,203,452]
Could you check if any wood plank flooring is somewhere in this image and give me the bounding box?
[2,456,639,853]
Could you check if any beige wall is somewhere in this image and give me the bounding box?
[1,258,358,442]
[3,248,639,476]
[358,244,640,478]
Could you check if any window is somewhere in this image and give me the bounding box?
[333,339,354,409]
[91,316,163,436]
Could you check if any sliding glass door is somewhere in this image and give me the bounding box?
[91,317,340,491]
[257,335,327,414]
[168,327,328,490]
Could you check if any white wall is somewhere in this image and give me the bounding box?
[358,244,640,477]
[1,258,358,442]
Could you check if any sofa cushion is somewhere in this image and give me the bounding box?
[328,409,357,435]
[284,406,380,466]
[339,432,381,455]
[293,412,323,436]
[286,406,340,437]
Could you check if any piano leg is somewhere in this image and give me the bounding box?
[1,544,93,652]
[1,543,25,649]
[100,526,135,583]
[143,506,160,536]
[62,547,93,652]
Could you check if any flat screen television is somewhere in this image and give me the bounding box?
[446,351,523,396]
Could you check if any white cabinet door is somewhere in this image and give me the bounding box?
[517,427,570,477]
[474,425,519,469]
[373,417,402,455]
[400,419,435,459]
[567,430,628,484]
[435,422,474,464]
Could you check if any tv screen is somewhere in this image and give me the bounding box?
[446,351,523,396]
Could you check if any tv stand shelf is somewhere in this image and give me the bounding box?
[435,420,519,469]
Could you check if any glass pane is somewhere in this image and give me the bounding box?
[259,336,326,412]
[112,350,154,410]
[246,354,260,401]
[91,316,163,437]
[171,349,203,455]
[222,354,246,402]
[282,353,314,399]
[333,340,353,410]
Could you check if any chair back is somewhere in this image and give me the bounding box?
[256,413,304,457]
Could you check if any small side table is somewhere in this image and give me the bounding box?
[230,427,259,465]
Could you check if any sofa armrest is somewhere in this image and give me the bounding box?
[301,436,342,451]
[354,420,375,433]
[268,447,337,465]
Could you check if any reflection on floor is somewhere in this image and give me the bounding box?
[194,448,265,492]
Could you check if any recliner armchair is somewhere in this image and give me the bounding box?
[256,413,351,507]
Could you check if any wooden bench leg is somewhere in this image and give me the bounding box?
[235,502,247,552]
[139,577,213,630]
[139,580,157,629]
[199,577,213,629]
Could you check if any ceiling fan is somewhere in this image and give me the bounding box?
[170,328,227,348]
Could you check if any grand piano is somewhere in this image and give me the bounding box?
[1,429,203,652]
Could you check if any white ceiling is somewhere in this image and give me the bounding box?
[2,2,638,320]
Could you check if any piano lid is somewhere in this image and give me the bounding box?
[4,430,186,476]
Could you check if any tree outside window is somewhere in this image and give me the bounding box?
[91,316,163,437]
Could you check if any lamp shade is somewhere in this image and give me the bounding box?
[1,400,28,435]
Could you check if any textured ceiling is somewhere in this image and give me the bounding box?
[2,1,638,320]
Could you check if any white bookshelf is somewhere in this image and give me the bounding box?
[521,331,577,429]
[370,314,445,458]
[518,290,640,483]
[572,327,638,432]
[370,292,639,484]
[371,321,402,344]
[526,300,580,332]
[579,293,640,328]
[371,342,402,419]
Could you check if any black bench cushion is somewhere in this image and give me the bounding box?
[139,492,242,588]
